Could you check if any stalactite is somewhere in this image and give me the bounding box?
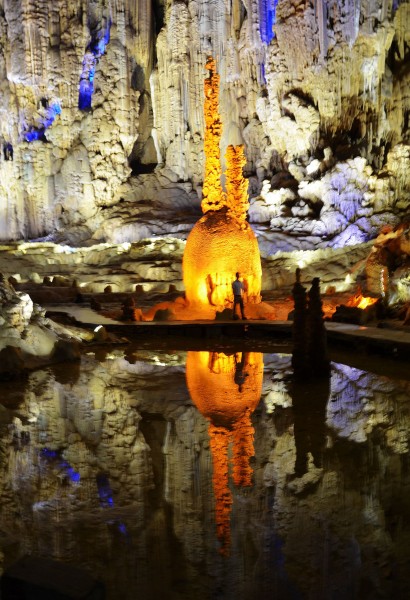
[259,0,279,44]
[315,0,328,58]
[78,18,111,110]
[129,0,154,49]
[231,0,244,39]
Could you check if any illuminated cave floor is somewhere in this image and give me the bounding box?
[0,349,410,600]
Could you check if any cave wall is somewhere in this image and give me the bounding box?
[0,0,408,248]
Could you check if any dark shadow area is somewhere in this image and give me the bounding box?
[152,0,165,35]
[289,377,330,477]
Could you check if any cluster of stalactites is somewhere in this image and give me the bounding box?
[225,144,249,230]
[201,56,226,213]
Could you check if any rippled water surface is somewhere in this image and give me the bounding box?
[0,349,409,599]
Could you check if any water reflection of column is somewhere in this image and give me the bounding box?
[232,408,254,487]
[208,423,232,556]
[186,351,263,555]
[289,378,330,478]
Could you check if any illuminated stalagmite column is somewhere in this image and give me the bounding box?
[225,144,250,230]
[201,57,226,213]
[183,58,262,313]
[186,351,263,555]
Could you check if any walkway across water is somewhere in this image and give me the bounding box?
[45,304,410,360]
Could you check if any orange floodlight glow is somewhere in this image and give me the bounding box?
[357,296,378,309]
[183,57,262,312]
[346,291,378,310]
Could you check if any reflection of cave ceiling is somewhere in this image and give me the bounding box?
[1,352,410,597]
[0,1,408,250]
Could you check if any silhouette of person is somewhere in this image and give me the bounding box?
[234,352,248,392]
[232,272,246,320]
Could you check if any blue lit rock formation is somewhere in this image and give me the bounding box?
[259,0,279,44]
[23,102,62,142]
[78,19,111,111]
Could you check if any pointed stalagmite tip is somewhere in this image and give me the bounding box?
[295,267,301,283]
[205,56,216,74]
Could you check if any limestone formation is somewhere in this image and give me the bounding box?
[0,277,88,376]
[291,270,329,378]
[201,56,226,213]
[0,0,407,251]
[182,56,263,316]
[306,276,330,376]
[364,222,410,302]
[225,144,250,230]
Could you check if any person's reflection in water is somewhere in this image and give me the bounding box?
[234,352,248,392]
[289,376,330,478]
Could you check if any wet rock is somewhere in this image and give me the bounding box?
[50,339,81,363]
[332,304,376,325]
[0,346,25,379]
[93,326,108,342]
[153,308,174,321]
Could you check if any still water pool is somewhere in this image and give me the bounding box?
[0,349,409,599]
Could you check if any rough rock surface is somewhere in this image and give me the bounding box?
[0,276,86,375]
[364,222,410,301]
[0,0,408,251]
[0,236,376,299]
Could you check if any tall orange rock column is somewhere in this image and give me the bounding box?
[225,144,249,230]
[201,57,226,213]
[232,408,255,487]
[182,57,262,313]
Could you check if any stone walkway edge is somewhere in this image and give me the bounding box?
[45,305,410,358]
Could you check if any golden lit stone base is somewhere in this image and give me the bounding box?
[136,211,276,319]
[137,297,276,321]
[183,208,262,309]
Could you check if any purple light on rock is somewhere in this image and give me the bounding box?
[78,75,95,111]
[25,129,46,142]
[78,18,111,111]
[40,448,81,483]
[96,473,114,508]
[24,102,61,142]
[259,0,279,44]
